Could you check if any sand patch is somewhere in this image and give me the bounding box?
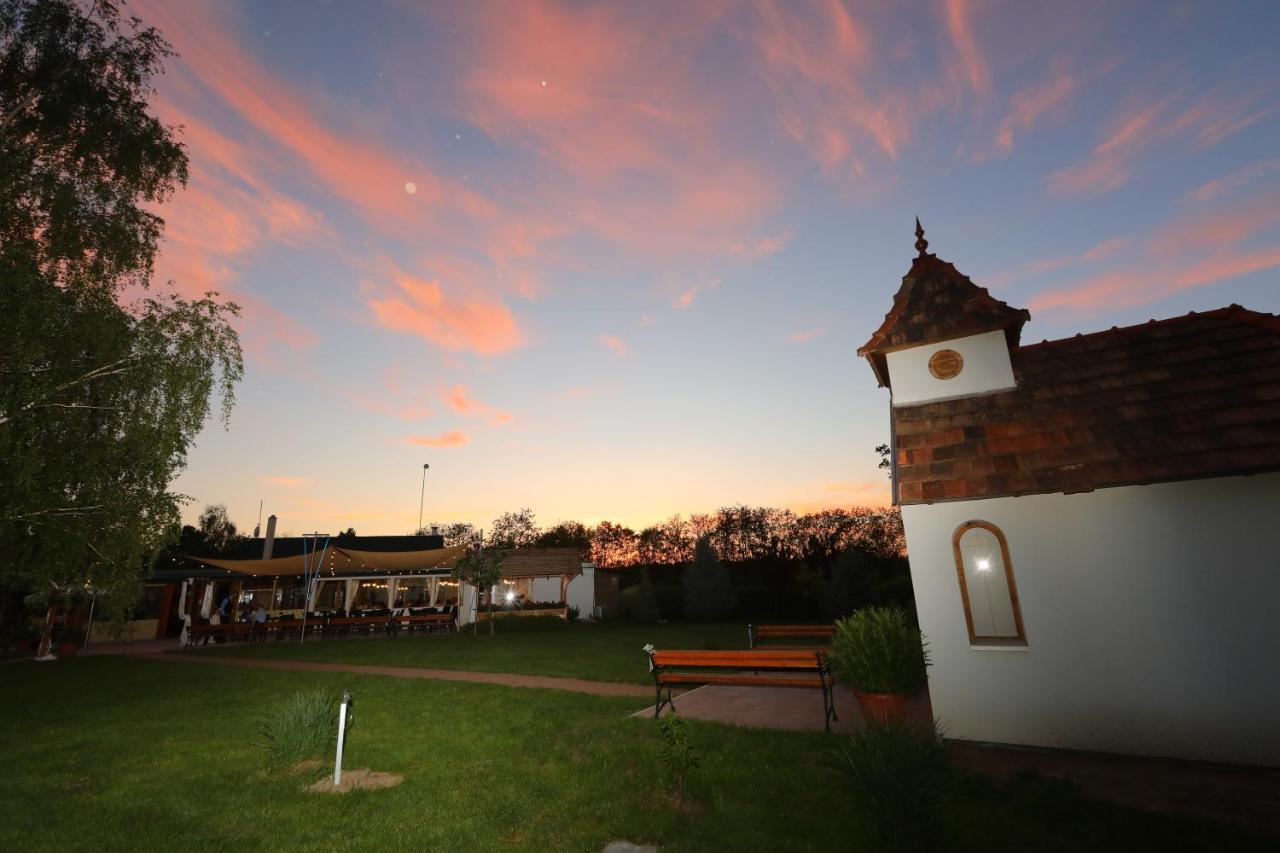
[308,769,404,793]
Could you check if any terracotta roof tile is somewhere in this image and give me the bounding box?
[892,306,1280,504]
[858,253,1031,386]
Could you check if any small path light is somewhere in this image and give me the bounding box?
[334,690,353,787]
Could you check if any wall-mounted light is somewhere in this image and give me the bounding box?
[976,558,991,572]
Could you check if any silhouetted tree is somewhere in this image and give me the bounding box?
[197,504,238,553]
[487,508,539,549]
[535,520,590,556]
[683,536,736,621]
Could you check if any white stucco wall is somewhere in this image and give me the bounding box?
[529,577,562,602]
[567,565,596,618]
[903,472,1280,766]
[886,330,1016,406]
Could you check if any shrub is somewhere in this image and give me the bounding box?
[617,574,660,624]
[483,614,569,632]
[657,712,699,793]
[566,605,580,623]
[260,689,342,768]
[682,536,736,621]
[829,606,929,694]
[832,722,949,852]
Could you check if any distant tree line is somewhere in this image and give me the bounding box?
[422,505,910,621]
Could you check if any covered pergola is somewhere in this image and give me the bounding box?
[162,547,590,634]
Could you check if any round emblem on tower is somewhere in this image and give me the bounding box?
[928,348,964,380]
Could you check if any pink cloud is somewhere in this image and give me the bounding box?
[598,334,628,357]
[444,385,513,425]
[458,1,785,259]
[365,267,524,356]
[943,0,991,99]
[787,328,825,344]
[671,288,698,311]
[1188,159,1280,203]
[992,68,1076,155]
[1030,190,1280,311]
[263,475,308,488]
[728,232,790,259]
[409,431,470,448]
[1048,91,1271,198]
[984,236,1134,291]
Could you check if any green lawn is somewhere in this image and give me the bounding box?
[185,620,751,684]
[2,657,1271,852]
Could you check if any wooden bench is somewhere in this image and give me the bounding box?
[643,647,838,731]
[187,622,253,645]
[747,623,836,649]
[325,615,394,638]
[397,613,455,635]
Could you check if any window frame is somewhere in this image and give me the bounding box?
[952,520,1027,646]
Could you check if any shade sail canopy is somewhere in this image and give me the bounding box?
[187,545,467,578]
[180,546,583,580]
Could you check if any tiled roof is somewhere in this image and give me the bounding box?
[497,548,584,578]
[893,306,1280,504]
[858,253,1031,387]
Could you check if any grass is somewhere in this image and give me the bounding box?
[184,620,751,684]
[2,657,1273,852]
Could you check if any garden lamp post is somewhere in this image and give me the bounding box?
[418,463,430,533]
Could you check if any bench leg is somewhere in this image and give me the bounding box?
[819,674,837,731]
[652,682,676,719]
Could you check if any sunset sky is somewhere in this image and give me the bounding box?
[135,0,1280,536]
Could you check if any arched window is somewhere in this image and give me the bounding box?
[952,521,1026,646]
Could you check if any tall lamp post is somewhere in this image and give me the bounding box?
[418,463,430,533]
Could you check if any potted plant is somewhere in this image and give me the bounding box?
[829,606,930,727]
[54,622,86,659]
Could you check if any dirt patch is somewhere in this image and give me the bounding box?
[308,768,403,793]
[656,790,701,814]
[291,759,324,774]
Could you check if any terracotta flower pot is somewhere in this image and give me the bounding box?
[855,690,909,727]
[58,641,80,658]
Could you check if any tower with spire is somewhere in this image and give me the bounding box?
[857,219,1029,405]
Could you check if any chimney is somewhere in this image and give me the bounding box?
[431,525,439,536]
[262,514,277,560]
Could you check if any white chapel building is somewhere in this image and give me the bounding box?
[858,222,1280,766]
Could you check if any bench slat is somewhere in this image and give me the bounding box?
[659,673,823,688]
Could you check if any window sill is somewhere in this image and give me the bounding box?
[969,642,1029,652]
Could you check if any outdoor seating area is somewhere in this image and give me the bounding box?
[185,607,458,646]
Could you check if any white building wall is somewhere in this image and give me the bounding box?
[567,565,596,618]
[529,577,562,602]
[886,330,1016,406]
[903,472,1280,766]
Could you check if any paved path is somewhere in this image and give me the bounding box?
[124,650,651,697]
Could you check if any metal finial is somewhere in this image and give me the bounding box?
[914,217,929,257]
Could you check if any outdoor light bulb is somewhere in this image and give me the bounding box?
[505,591,516,603]
[976,558,991,572]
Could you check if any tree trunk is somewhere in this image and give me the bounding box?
[36,596,56,659]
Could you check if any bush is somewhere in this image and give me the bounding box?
[682,536,736,621]
[483,614,569,632]
[832,722,949,852]
[566,605,580,623]
[657,712,699,793]
[260,689,342,768]
[617,574,660,624]
[829,606,929,694]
